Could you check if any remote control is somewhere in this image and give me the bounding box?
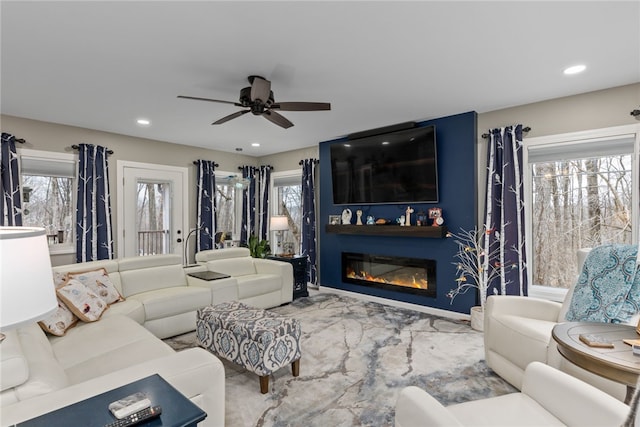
[104,406,162,427]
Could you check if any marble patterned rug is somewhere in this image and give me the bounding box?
[164,292,516,427]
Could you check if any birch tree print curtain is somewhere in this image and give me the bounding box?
[196,160,216,251]
[484,124,527,296]
[257,165,271,241]
[0,133,22,226]
[301,159,318,285]
[76,144,113,262]
[240,166,257,245]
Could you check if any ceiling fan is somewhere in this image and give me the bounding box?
[178,75,331,129]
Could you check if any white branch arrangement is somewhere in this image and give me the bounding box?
[447,226,501,310]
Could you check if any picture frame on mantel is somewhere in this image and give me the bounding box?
[329,215,341,225]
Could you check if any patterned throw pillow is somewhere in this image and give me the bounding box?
[66,268,123,305]
[57,279,108,322]
[38,299,79,336]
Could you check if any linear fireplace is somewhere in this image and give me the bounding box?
[342,252,436,297]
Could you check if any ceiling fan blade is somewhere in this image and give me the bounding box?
[272,102,331,111]
[177,95,240,106]
[212,110,250,125]
[250,77,271,103]
[263,110,294,129]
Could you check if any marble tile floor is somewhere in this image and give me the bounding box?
[164,292,516,427]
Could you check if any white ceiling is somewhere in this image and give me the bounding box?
[2,1,639,156]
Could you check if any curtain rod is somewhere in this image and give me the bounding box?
[481,126,531,139]
[71,144,114,155]
[299,159,320,165]
[15,138,26,144]
[237,165,274,170]
[193,160,219,167]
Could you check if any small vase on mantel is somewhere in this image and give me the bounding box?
[470,306,484,332]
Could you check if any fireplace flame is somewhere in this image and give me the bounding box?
[345,267,428,290]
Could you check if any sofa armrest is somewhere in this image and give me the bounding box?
[254,258,292,277]
[522,362,628,426]
[485,295,562,323]
[395,386,463,427]
[1,348,225,427]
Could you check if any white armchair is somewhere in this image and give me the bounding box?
[484,248,628,400]
[395,362,629,427]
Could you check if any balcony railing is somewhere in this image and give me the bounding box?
[138,230,169,256]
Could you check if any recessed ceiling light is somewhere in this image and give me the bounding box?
[136,118,151,126]
[251,143,260,147]
[563,64,586,75]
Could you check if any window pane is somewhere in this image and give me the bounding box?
[275,184,302,254]
[22,175,74,245]
[215,183,236,239]
[136,181,170,255]
[531,155,633,288]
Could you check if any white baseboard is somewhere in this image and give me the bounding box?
[315,287,471,321]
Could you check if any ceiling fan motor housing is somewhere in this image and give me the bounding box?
[239,87,274,114]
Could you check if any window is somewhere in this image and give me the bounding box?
[525,126,639,298]
[215,172,243,242]
[19,149,76,253]
[271,171,302,255]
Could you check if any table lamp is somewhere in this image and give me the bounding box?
[269,216,289,255]
[0,227,58,340]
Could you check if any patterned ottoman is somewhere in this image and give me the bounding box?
[196,301,301,393]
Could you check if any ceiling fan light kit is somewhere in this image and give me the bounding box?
[178,75,331,129]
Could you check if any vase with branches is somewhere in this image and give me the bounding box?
[446,226,500,311]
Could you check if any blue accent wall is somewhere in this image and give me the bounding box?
[318,111,478,314]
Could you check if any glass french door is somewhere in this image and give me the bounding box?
[118,161,188,258]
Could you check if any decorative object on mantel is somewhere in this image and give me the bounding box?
[366,215,375,225]
[329,215,341,225]
[341,208,352,225]
[356,209,363,225]
[416,210,427,226]
[447,226,500,331]
[404,206,414,226]
[428,207,444,227]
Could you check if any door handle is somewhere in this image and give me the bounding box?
[177,238,183,243]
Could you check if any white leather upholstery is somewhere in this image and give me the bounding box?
[198,248,294,309]
[395,362,629,427]
[484,248,627,400]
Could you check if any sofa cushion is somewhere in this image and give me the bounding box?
[236,274,283,299]
[38,299,79,336]
[48,315,175,384]
[66,268,124,305]
[196,247,250,262]
[57,279,109,322]
[100,298,145,324]
[118,254,186,296]
[207,258,257,277]
[128,286,211,321]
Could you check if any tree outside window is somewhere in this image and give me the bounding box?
[531,154,632,288]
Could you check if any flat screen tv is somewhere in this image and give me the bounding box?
[330,125,438,205]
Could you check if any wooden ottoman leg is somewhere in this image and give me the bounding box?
[292,359,300,377]
[260,375,269,394]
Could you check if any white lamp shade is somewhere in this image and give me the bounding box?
[0,227,58,331]
[270,216,289,231]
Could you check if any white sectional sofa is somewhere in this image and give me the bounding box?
[1,251,293,426]
[195,247,294,309]
[1,316,225,426]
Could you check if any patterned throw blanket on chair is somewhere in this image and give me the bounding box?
[566,244,640,324]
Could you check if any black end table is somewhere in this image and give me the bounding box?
[268,255,309,299]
